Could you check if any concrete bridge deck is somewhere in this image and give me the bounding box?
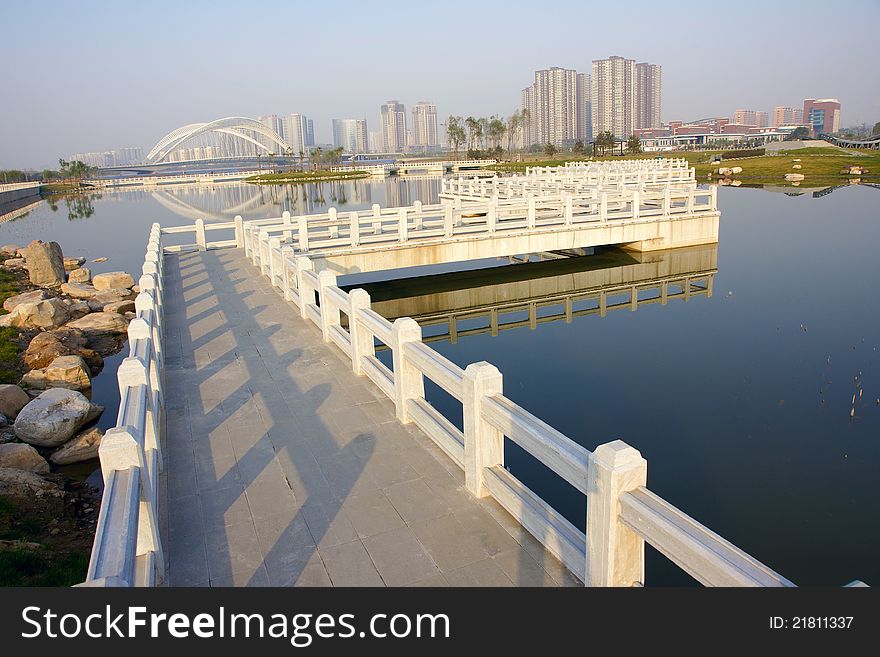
[159,248,579,587]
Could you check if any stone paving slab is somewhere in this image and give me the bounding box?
[159,248,579,587]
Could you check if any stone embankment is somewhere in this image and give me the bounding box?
[0,240,138,500]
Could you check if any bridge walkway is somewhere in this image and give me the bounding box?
[158,248,578,587]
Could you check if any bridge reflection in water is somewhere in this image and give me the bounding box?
[354,244,717,346]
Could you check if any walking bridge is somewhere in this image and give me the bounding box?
[82,159,866,588]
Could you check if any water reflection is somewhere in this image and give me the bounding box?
[362,245,717,346]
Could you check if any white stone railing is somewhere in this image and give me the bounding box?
[80,223,165,587]
[227,233,805,587]
[232,185,716,260]
[0,181,43,194]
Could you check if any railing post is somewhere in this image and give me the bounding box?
[398,207,408,243]
[350,211,360,247]
[295,256,313,319]
[268,237,281,286]
[280,246,294,302]
[234,215,244,248]
[487,200,497,232]
[444,204,454,237]
[463,362,503,497]
[413,200,423,230]
[586,440,647,587]
[298,215,309,251]
[600,193,608,222]
[527,197,536,228]
[282,210,292,241]
[687,185,695,214]
[390,317,424,423]
[564,194,573,225]
[663,188,671,216]
[631,191,640,220]
[318,270,338,342]
[372,203,382,234]
[710,184,718,211]
[349,289,373,375]
[195,218,206,251]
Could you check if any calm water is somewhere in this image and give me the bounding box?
[1,178,877,586]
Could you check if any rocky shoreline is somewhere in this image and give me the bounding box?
[0,239,136,541]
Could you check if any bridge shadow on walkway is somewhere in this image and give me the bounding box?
[158,248,579,587]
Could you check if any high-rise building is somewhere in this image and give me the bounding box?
[635,62,662,130]
[591,56,636,139]
[772,106,804,127]
[803,98,841,136]
[380,101,406,152]
[332,118,369,153]
[283,114,314,155]
[732,109,768,128]
[577,73,593,143]
[410,102,439,150]
[521,67,590,147]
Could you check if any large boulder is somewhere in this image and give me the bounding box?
[65,312,129,335]
[68,267,91,284]
[86,290,129,312]
[0,467,61,498]
[0,384,31,419]
[24,240,66,287]
[50,426,103,465]
[13,388,94,447]
[104,300,135,314]
[0,298,70,330]
[93,272,135,291]
[60,282,99,299]
[21,355,92,392]
[23,329,103,373]
[2,258,27,269]
[1,244,21,257]
[62,299,90,321]
[0,443,50,474]
[3,289,49,313]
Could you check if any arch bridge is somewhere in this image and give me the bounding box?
[146,117,291,164]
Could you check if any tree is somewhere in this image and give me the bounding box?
[626,134,642,154]
[544,143,557,157]
[595,131,615,156]
[310,147,323,170]
[871,122,880,138]
[573,139,585,155]
[506,110,521,157]
[465,116,481,152]
[488,116,506,151]
[447,116,466,156]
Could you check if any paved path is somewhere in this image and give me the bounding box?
[158,248,578,587]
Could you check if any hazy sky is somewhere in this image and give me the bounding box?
[2,0,878,169]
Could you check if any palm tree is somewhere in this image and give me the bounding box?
[465,116,479,152]
[447,116,466,157]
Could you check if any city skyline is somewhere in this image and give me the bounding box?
[1,0,878,168]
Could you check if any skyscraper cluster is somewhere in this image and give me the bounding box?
[332,119,369,153]
[589,56,662,140]
[258,113,315,155]
[520,57,662,147]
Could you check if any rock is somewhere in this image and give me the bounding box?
[24,240,66,287]
[93,272,135,291]
[792,164,802,169]
[63,299,90,320]
[23,329,103,373]
[785,173,805,181]
[0,430,17,444]
[63,256,86,271]
[92,257,108,263]
[60,282,99,299]
[13,388,94,447]
[0,443,50,474]
[65,312,129,335]
[50,426,103,465]
[103,300,135,314]
[1,244,20,257]
[2,258,26,269]
[0,298,70,330]
[717,167,732,176]
[86,290,128,312]
[0,467,61,498]
[21,355,92,392]
[68,267,91,284]
[84,402,104,424]
[131,284,140,295]
[0,385,31,419]
[3,289,49,313]
[730,166,743,174]
[124,312,136,320]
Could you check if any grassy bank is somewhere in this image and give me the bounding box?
[0,265,26,384]
[245,170,370,184]
[488,148,880,185]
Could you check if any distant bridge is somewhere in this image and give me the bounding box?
[331,159,497,178]
[821,133,880,150]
